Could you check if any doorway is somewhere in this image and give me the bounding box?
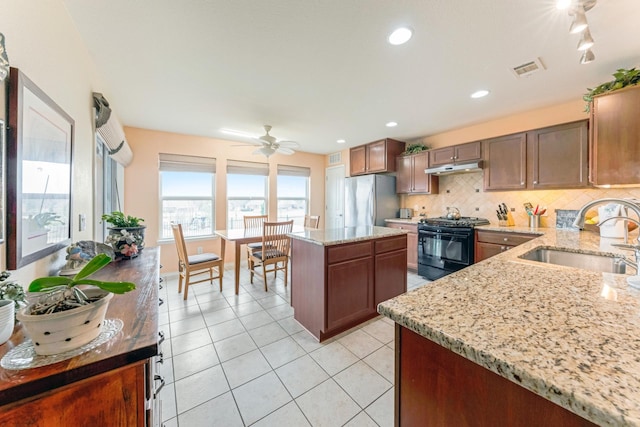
[325,165,345,229]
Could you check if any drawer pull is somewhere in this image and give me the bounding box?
[156,352,164,364]
[153,375,165,398]
[158,330,165,345]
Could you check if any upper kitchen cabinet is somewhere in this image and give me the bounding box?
[483,120,588,191]
[350,138,406,176]
[429,141,481,166]
[590,85,640,185]
[396,152,439,194]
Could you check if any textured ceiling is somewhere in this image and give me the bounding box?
[62,0,640,154]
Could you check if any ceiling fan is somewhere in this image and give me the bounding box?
[243,125,300,157]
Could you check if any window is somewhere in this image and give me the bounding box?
[227,160,269,229]
[95,133,122,242]
[159,153,216,239]
[277,165,310,226]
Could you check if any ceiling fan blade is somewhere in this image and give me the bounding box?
[276,147,295,155]
[277,140,300,149]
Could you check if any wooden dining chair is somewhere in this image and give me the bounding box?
[304,215,320,229]
[171,224,224,300]
[244,214,268,270]
[249,220,294,291]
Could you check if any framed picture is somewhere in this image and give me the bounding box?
[6,68,73,269]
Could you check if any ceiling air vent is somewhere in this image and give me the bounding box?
[329,152,342,165]
[510,58,545,78]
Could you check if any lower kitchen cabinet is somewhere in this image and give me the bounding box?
[475,230,536,262]
[385,221,417,271]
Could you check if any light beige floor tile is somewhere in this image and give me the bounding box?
[248,321,289,347]
[174,365,229,414]
[291,330,331,353]
[261,336,306,369]
[266,303,294,320]
[173,344,220,381]
[222,349,272,388]
[361,318,395,344]
[224,292,255,305]
[338,329,384,359]
[161,417,177,427]
[159,383,177,422]
[333,361,392,408]
[197,298,231,314]
[277,316,305,335]
[344,411,378,426]
[203,307,237,326]
[363,345,394,382]
[230,300,264,316]
[232,372,292,425]
[158,355,174,385]
[178,391,244,427]
[170,328,212,356]
[365,387,394,427]
[208,318,246,342]
[255,294,288,310]
[252,401,311,427]
[275,355,329,398]
[214,332,257,362]
[309,341,359,376]
[170,314,206,337]
[296,379,360,426]
[239,310,275,330]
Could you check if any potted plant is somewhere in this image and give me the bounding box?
[0,271,27,344]
[16,254,136,355]
[402,143,430,155]
[583,67,640,111]
[101,211,146,259]
[0,271,27,314]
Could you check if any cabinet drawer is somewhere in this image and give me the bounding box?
[375,235,408,254]
[327,241,372,264]
[386,222,417,233]
[476,230,535,246]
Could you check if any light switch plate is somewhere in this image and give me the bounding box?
[79,214,86,231]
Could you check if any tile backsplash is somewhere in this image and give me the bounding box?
[402,172,640,228]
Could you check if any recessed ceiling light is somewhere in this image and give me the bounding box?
[470,90,490,99]
[337,139,346,144]
[388,27,412,45]
[386,121,398,127]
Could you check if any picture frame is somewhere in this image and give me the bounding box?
[6,68,73,269]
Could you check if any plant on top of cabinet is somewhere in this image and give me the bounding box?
[402,143,430,155]
[584,67,640,111]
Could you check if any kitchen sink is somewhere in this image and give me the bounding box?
[517,246,627,274]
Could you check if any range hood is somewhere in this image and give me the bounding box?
[424,160,483,176]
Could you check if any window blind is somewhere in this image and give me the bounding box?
[277,164,311,177]
[227,159,269,176]
[159,153,216,173]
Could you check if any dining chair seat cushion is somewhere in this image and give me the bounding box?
[253,249,287,260]
[247,242,263,249]
[188,253,221,264]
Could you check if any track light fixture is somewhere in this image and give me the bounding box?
[560,0,597,64]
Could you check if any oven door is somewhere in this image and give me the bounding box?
[418,227,472,272]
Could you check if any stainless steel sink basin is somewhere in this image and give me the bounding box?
[518,246,627,274]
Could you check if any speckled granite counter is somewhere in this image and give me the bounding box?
[290,225,406,246]
[378,227,640,426]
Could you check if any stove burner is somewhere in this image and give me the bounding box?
[419,216,490,227]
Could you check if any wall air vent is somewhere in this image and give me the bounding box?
[510,58,545,78]
[329,152,342,165]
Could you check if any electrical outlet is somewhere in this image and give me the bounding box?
[79,214,86,231]
[197,246,203,254]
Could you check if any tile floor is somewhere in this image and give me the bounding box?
[157,264,428,427]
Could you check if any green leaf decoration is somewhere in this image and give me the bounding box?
[73,253,112,281]
[28,276,73,292]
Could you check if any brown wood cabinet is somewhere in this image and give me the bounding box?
[385,222,417,271]
[395,152,439,194]
[483,121,588,191]
[475,229,536,262]
[590,85,640,185]
[429,141,481,166]
[395,325,597,426]
[291,235,407,341]
[349,138,405,176]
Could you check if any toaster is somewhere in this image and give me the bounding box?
[399,208,413,219]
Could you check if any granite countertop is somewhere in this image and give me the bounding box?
[378,228,640,426]
[290,225,407,246]
[384,218,421,224]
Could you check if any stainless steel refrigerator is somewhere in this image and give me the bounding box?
[344,174,399,227]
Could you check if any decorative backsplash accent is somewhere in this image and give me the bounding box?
[402,172,640,228]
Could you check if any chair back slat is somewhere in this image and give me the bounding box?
[244,215,268,230]
[304,215,320,229]
[262,220,294,259]
[171,224,189,265]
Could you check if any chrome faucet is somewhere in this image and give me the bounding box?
[573,198,640,233]
[598,216,640,273]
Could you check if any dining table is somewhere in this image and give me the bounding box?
[214,226,303,294]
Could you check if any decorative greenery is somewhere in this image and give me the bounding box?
[27,254,136,315]
[101,211,144,228]
[584,67,640,112]
[0,271,27,313]
[403,143,430,155]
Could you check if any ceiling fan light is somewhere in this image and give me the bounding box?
[556,0,573,10]
[569,8,588,34]
[580,48,595,64]
[577,29,594,51]
[259,146,276,157]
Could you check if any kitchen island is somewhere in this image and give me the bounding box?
[379,227,640,426]
[291,226,407,342]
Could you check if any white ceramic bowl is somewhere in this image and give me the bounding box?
[0,300,15,345]
[16,290,113,356]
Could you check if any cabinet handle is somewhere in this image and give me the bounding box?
[156,352,164,365]
[158,330,165,345]
[520,181,525,185]
[153,375,166,398]
[503,237,508,241]
[533,180,538,184]
[450,156,454,160]
[158,297,164,306]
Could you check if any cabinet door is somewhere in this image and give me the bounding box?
[350,145,367,176]
[475,242,507,262]
[483,133,527,191]
[395,155,413,193]
[454,141,481,162]
[367,140,388,173]
[529,121,588,189]
[591,85,640,185]
[375,249,408,305]
[407,231,418,270]
[410,152,430,193]
[326,257,374,331]
[429,146,456,166]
